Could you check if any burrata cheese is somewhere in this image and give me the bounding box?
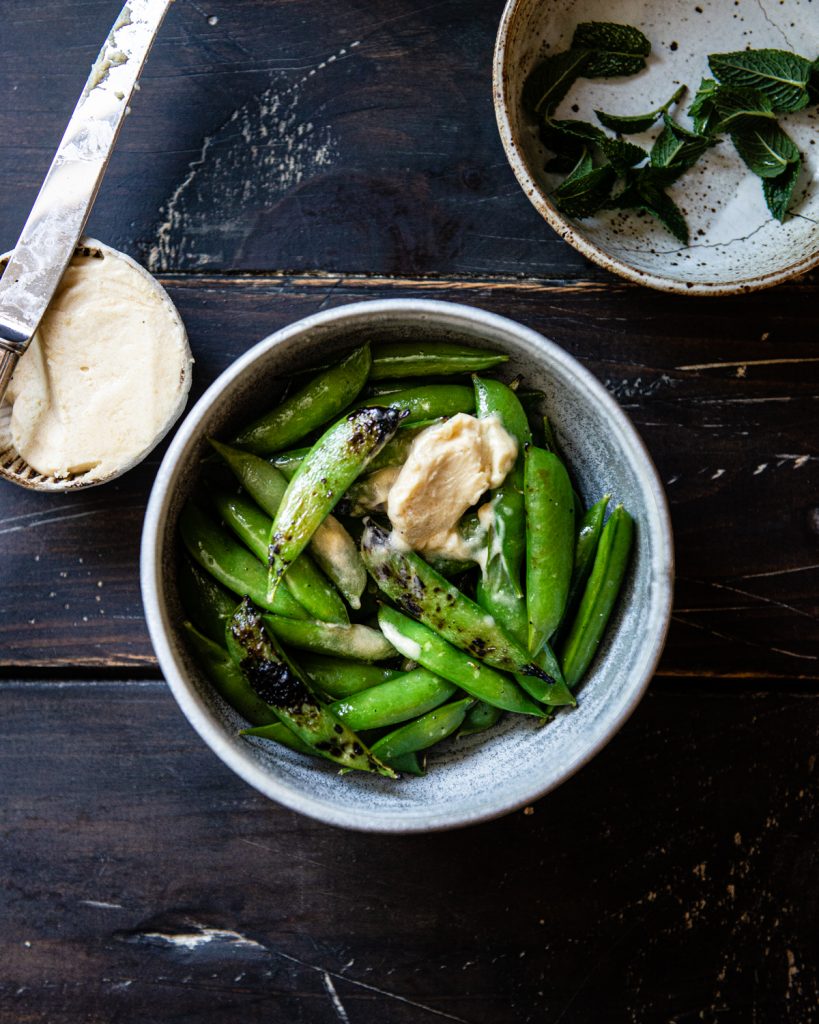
[387,412,518,559]
[5,244,192,482]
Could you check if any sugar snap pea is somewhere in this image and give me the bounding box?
[362,520,566,693]
[178,555,238,645]
[473,376,531,645]
[297,653,401,697]
[212,487,348,624]
[246,667,455,735]
[235,344,371,454]
[389,752,425,776]
[567,494,611,616]
[211,440,366,609]
[560,505,634,688]
[183,621,278,726]
[179,503,308,619]
[459,701,503,736]
[262,613,397,661]
[369,341,508,379]
[525,446,576,653]
[356,384,474,424]
[227,598,394,777]
[272,434,422,480]
[369,698,475,764]
[240,720,315,756]
[378,606,546,717]
[268,406,404,597]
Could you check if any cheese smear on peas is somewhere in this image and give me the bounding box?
[386,412,517,561]
[5,247,191,482]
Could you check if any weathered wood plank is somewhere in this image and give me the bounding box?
[1,680,817,1022]
[1,275,817,676]
[1,0,591,279]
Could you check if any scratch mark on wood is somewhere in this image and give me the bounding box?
[322,972,351,1024]
[79,899,124,910]
[738,563,819,581]
[675,357,819,372]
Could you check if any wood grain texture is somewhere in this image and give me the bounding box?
[1,679,817,1023]
[2,0,593,279]
[1,275,817,676]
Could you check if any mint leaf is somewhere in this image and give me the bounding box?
[809,57,819,103]
[708,49,812,112]
[688,78,720,134]
[595,84,686,134]
[551,152,616,218]
[600,137,646,174]
[712,86,775,129]
[762,156,801,221]
[544,118,607,147]
[571,22,650,77]
[523,50,591,116]
[608,169,689,243]
[729,118,800,178]
[650,113,717,172]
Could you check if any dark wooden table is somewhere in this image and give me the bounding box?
[2,3,818,1021]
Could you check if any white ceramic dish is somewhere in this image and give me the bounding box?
[494,0,819,294]
[141,299,673,832]
[0,237,192,491]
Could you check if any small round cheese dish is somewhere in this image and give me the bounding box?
[0,238,192,490]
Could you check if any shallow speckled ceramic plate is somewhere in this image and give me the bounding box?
[494,0,819,294]
[141,300,673,832]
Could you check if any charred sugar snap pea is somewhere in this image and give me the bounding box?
[183,621,278,727]
[262,613,397,661]
[234,344,371,454]
[560,505,634,688]
[355,384,474,424]
[179,503,308,620]
[362,520,571,700]
[271,432,423,480]
[525,446,576,653]
[378,605,547,717]
[178,555,238,645]
[369,341,508,379]
[212,488,348,625]
[240,720,315,756]
[369,698,476,765]
[297,653,402,698]
[267,406,404,597]
[227,598,394,777]
[246,667,455,735]
[473,376,531,646]
[211,440,367,609]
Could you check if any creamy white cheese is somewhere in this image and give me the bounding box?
[6,245,192,482]
[386,412,518,560]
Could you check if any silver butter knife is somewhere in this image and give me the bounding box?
[0,0,174,402]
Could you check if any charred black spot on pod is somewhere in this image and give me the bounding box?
[353,743,363,756]
[242,656,307,709]
[333,724,343,734]
[523,664,556,685]
[468,637,488,657]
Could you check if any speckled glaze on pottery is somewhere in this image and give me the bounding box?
[494,0,819,294]
[141,301,673,832]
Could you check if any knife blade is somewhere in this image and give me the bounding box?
[0,0,174,401]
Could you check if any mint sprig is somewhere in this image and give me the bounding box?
[571,22,650,77]
[596,85,686,134]
[762,156,802,222]
[708,49,813,113]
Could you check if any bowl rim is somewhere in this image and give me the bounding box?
[141,298,674,832]
[491,0,819,296]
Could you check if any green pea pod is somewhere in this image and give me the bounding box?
[247,667,455,735]
[262,614,397,661]
[273,427,423,481]
[212,488,349,625]
[459,701,503,736]
[355,384,474,424]
[240,720,315,756]
[297,653,402,697]
[473,376,532,642]
[234,344,371,454]
[226,598,395,777]
[179,503,308,619]
[362,520,568,696]
[178,555,238,644]
[565,494,611,622]
[211,440,366,609]
[525,447,576,653]
[268,406,404,597]
[182,621,277,726]
[389,752,425,776]
[370,698,475,764]
[378,606,546,717]
[560,505,634,688]
[369,341,508,379]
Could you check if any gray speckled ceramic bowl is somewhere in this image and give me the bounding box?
[494,0,819,294]
[141,300,673,832]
